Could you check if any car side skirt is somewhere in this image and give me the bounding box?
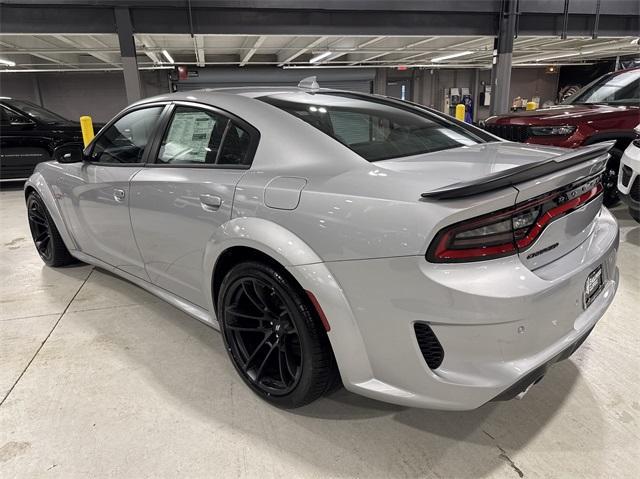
[71,250,217,330]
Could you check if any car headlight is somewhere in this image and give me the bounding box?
[529,125,576,136]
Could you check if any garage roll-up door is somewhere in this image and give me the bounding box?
[173,67,374,94]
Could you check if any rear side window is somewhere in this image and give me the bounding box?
[218,124,251,166]
[157,106,253,167]
[158,107,227,165]
[90,106,164,164]
[261,94,482,162]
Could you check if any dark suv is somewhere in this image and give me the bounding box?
[0,98,84,182]
[484,67,640,206]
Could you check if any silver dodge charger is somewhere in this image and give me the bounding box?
[24,79,619,410]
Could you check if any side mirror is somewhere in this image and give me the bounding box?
[53,143,85,163]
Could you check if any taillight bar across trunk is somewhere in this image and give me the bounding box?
[427,174,604,263]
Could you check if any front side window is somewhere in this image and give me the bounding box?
[90,106,164,164]
[157,106,253,166]
[565,70,640,106]
[261,93,482,162]
[0,105,30,126]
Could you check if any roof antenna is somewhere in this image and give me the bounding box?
[298,76,320,91]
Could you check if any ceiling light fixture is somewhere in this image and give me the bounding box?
[161,50,175,64]
[0,58,16,67]
[309,51,332,64]
[431,51,473,62]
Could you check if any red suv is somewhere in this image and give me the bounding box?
[484,67,640,206]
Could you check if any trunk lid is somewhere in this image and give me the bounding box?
[377,142,568,192]
[391,141,612,269]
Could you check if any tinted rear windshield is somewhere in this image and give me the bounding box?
[260,92,486,162]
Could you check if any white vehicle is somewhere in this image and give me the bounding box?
[618,126,640,222]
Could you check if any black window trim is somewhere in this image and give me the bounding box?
[144,100,260,170]
[0,102,37,127]
[83,102,171,168]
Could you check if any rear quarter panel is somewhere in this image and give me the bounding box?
[232,168,518,262]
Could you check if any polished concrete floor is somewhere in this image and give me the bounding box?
[1,186,638,479]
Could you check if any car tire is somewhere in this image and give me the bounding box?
[218,260,338,408]
[27,192,76,267]
[602,147,622,208]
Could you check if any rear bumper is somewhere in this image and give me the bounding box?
[293,207,619,410]
[491,326,593,401]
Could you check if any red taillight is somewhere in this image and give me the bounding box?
[427,175,603,263]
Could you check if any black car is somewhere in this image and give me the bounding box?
[0,98,84,182]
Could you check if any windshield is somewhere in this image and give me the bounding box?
[6,99,70,124]
[260,92,485,162]
[564,69,640,106]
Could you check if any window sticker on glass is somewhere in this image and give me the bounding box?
[160,109,221,164]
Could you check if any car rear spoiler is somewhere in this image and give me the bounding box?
[421,141,615,200]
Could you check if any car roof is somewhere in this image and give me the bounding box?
[133,86,354,107]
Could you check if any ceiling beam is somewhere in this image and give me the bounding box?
[194,34,206,67]
[2,3,638,37]
[348,36,440,65]
[277,36,328,66]
[0,39,79,68]
[53,34,120,67]
[512,38,635,63]
[136,34,163,65]
[357,36,387,48]
[239,35,265,66]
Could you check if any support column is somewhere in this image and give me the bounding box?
[489,0,516,116]
[374,68,387,95]
[115,7,142,104]
[472,68,480,123]
[33,75,44,107]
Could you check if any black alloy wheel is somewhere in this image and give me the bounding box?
[26,193,75,267]
[224,276,303,395]
[27,194,53,262]
[218,261,338,408]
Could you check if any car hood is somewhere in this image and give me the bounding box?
[486,103,636,123]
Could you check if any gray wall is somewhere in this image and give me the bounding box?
[0,70,169,122]
[390,67,559,120]
[0,66,558,123]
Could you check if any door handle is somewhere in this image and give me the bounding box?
[200,194,222,211]
[113,188,126,202]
